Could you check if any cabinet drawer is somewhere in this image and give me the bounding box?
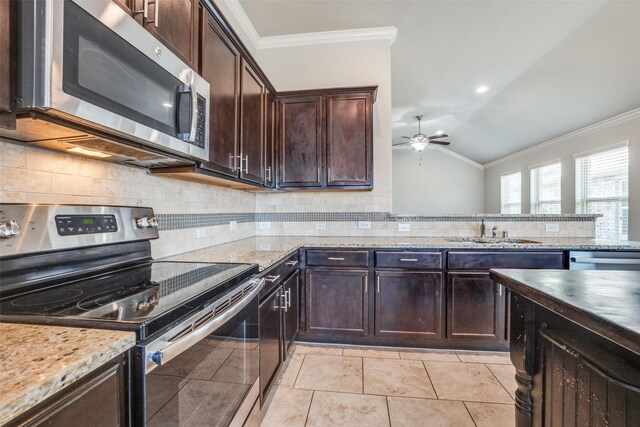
[260,252,300,299]
[447,251,564,270]
[375,251,442,270]
[306,250,370,267]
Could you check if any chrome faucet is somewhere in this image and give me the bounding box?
[480,219,486,238]
[492,226,499,238]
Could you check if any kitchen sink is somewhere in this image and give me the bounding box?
[447,237,541,244]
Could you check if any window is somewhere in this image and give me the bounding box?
[575,145,629,240]
[530,162,561,214]
[500,171,521,214]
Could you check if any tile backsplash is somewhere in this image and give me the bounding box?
[1,141,598,259]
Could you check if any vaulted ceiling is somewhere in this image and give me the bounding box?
[239,0,640,164]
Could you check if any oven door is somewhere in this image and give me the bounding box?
[21,0,209,161]
[135,278,263,426]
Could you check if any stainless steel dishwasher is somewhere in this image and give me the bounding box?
[569,251,640,270]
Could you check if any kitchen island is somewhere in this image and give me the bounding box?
[489,269,640,427]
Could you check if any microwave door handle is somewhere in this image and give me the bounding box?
[176,84,198,143]
[147,278,264,370]
[188,84,198,143]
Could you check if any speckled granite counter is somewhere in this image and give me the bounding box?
[0,323,136,425]
[162,236,640,270]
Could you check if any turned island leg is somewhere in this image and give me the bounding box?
[509,293,536,427]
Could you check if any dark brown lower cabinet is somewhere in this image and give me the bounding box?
[282,271,300,354]
[259,285,283,402]
[447,272,506,342]
[9,353,128,427]
[305,268,368,336]
[374,271,443,340]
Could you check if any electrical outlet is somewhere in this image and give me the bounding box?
[259,222,270,229]
[546,223,560,232]
[358,221,372,229]
[196,228,206,238]
[314,223,327,230]
[398,223,411,232]
[229,221,237,231]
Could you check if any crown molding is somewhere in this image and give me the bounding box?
[223,0,397,50]
[484,107,640,169]
[394,144,484,169]
[258,27,398,49]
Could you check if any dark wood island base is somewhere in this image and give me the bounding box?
[490,269,640,427]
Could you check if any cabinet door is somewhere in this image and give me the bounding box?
[134,0,199,69]
[0,0,15,129]
[199,10,240,176]
[259,287,282,402]
[278,96,324,188]
[264,93,276,187]
[239,61,265,185]
[326,93,373,187]
[283,271,300,354]
[305,268,368,336]
[375,271,443,340]
[447,272,506,342]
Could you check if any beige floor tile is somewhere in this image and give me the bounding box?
[306,391,389,427]
[456,351,512,364]
[277,353,305,388]
[399,349,460,362]
[465,402,516,427]
[294,344,343,356]
[387,397,475,427]
[363,358,436,398]
[487,363,517,399]
[424,361,513,403]
[261,388,313,427]
[344,347,400,359]
[295,355,363,393]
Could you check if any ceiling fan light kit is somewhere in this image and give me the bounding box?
[394,115,452,152]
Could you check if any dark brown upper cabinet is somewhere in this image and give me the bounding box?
[278,96,325,188]
[277,87,376,190]
[132,0,199,69]
[326,93,373,187]
[239,60,266,185]
[0,0,16,129]
[199,10,240,176]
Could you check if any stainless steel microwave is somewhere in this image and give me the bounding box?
[1,0,209,167]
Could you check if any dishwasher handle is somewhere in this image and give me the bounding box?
[146,277,264,371]
[570,257,640,265]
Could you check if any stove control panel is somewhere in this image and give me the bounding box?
[56,215,118,235]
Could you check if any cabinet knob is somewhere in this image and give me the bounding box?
[0,220,20,238]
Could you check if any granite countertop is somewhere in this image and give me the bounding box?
[162,236,640,270]
[0,323,136,425]
[489,269,640,354]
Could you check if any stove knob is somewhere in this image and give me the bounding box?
[149,296,159,307]
[135,216,158,228]
[0,220,20,238]
[137,301,150,311]
[150,352,163,365]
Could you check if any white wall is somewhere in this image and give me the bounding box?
[393,148,484,214]
[484,110,640,240]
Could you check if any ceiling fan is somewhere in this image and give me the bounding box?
[393,115,451,152]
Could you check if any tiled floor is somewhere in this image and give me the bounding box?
[259,344,516,427]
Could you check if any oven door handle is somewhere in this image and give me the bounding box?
[148,278,264,369]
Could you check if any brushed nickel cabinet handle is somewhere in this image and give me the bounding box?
[400,258,418,262]
[328,257,345,261]
[285,260,299,266]
[264,275,281,283]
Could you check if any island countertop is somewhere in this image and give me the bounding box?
[489,269,640,354]
[0,323,136,425]
[162,236,640,270]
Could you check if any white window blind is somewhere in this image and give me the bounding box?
[500,171,521,214]
[575,145,629,240]
[530,162,561,214]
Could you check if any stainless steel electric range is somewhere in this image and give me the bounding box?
[0,204,264,426]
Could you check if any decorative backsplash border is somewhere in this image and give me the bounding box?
[157,212,599,231]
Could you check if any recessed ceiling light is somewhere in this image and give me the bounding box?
[476,85,490,94]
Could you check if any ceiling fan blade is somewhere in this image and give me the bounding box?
[429,140,451,146]
[392,141,412,146]
[401,136,412,139]
[428,134,448,140]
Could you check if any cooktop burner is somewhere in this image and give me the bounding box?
[10,288,84,308]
